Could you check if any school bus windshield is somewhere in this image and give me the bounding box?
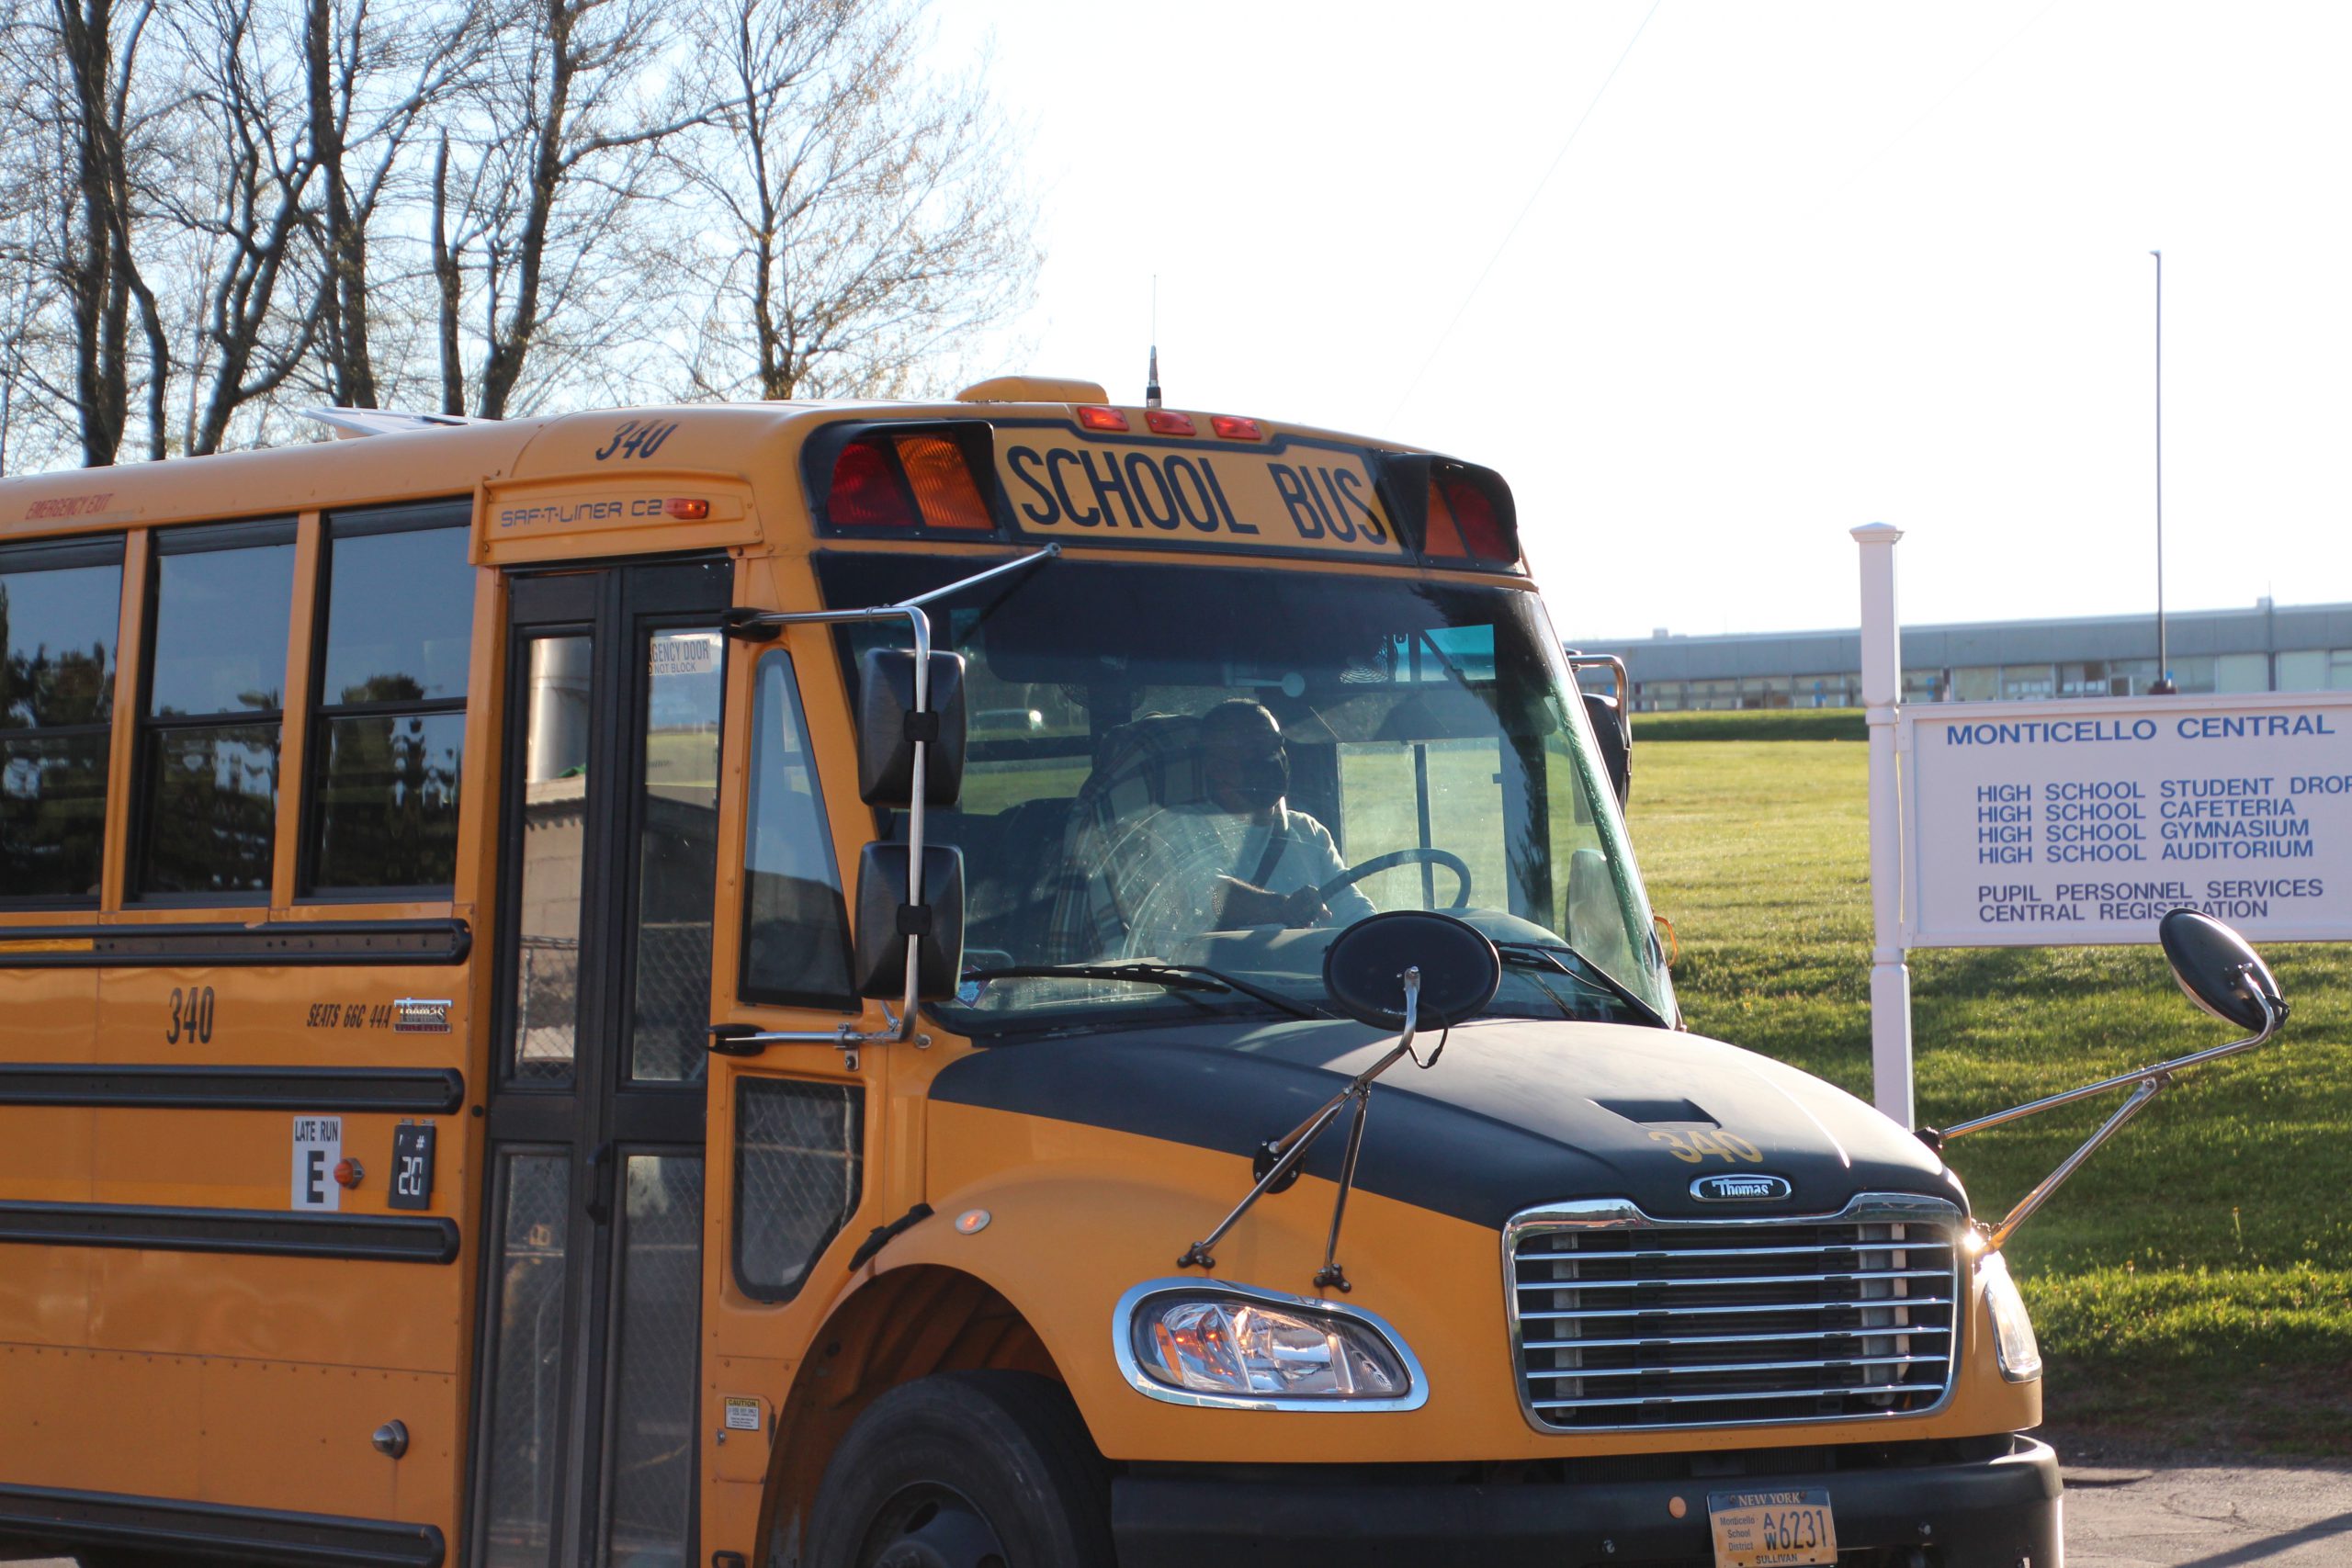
[818,556,1668,1032]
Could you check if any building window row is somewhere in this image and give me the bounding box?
[1634,647,2352,713]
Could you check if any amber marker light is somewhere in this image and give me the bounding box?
[664,497,711,520]
[1076,406,1131,432]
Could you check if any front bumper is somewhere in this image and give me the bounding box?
[1114,1434,2061,1567]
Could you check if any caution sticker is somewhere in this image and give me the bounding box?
[722,1396,763,1433]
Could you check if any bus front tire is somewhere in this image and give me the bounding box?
[806,1370,1114,1568]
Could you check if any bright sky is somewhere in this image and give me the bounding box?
[933,1,2352,641]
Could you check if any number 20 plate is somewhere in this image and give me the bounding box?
[1706,1489,1838,1567]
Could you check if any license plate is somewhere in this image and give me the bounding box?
[1707,1489,1838,1567]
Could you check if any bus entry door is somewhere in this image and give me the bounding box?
[476,558,731,1568]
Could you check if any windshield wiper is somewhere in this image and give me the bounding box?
[961,962,1321,1020]
[1493,942,1670,1030]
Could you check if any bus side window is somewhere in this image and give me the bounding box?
[137,520,297,898]
[0,535,124,904]
[304,509,471,895]
[738,650,854,1010]
[734,1077,864,1303]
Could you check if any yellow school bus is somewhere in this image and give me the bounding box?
[0,377,2087,1568]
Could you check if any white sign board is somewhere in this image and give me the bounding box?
[1902,692,2352,946]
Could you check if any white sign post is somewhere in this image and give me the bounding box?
[1853,524,1914,1126]
[1857,527,2352,1123]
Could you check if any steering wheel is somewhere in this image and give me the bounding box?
[1314,848,1473,911]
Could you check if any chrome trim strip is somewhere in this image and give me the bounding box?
[1514,1267,1949,1292]
[1523,1326,1951,1351]
[1112,1276,1429,1414]
[1501,1191,1968,1436]
[1513,1239,1951,1260]
[1519,1295,1959,1321]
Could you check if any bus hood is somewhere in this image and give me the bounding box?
[929,1016,1963,1230]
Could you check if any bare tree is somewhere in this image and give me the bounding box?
[433,0,711,419]
[1,0,173,465]
[673,0,1035,401]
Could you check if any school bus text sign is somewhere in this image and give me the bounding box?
[1901,691,2352,946]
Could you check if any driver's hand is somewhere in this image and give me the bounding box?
[1213,876,1329,930]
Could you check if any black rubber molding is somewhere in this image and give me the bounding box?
[0,1201,459,1263]
[0,1065,465,1113]
[0,1481,445,1567]
[0,917,469,967]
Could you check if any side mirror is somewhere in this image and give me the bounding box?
[856,648,967,806]
[1322,910,1501,1029]
[2158,908,2286,1035]
[852,843,966,999]
[1582,689,1631,807]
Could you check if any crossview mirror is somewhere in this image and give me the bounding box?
[2159,908,2283,1035]
[852,843,966,998]
[1180,909,1501,1291]
[856,647,967,806]
[1322,910,1501,1029]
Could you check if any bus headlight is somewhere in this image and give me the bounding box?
[1977,1251,2042,1382]
[1114,1280,1425,1410]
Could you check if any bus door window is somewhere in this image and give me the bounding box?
[628,628,726,1084]
[0,535,123,904]
[511,634,593,1082]
[136,519,297,897]
[303,509,471,895]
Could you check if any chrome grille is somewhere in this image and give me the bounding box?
[1507,1196,1962,1432]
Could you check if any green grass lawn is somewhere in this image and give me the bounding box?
[1632,735,2352,1456]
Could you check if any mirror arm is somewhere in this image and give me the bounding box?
[1983,1071,2169,1252]
[1936,986,2282,1252]
[1181,970,1423,1278]
[724,547,1056,1052]
[1936,980,2282,1143]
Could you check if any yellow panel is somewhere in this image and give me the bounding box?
[84,1250,462,1373]
[0,965,99,1062]
[0,1246,93,1348]
[0,1345,204,1495]
[192,1357,458,1518]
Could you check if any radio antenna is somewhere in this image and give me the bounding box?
[1145,275,1162,408]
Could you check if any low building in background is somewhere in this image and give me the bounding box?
[1579,599,2352,712]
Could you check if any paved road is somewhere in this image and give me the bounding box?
[14,1465,2352,1567]
[2065,1463,2352,1566]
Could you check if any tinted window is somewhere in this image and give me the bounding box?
[2,558,119,727]
[149,539,294,716]
[138,524,295,898]
[306,514,470,893]
[319,526,472,705]
[1,539,123,901]
[739,651,854,1009]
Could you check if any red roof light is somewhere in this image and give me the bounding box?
[1144,409,1196,435]
[1076,406,1130,433]
[1209,415,1263,441]
[828,438,918,527]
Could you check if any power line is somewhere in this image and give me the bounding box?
[1386,0,1666,426]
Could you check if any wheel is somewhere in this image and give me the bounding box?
[805,1371,1114,1568]
[1315,846,1473,910]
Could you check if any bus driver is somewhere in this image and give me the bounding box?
[1080,699,1377,954]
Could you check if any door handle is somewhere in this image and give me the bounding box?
[585,1141,617,1226]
